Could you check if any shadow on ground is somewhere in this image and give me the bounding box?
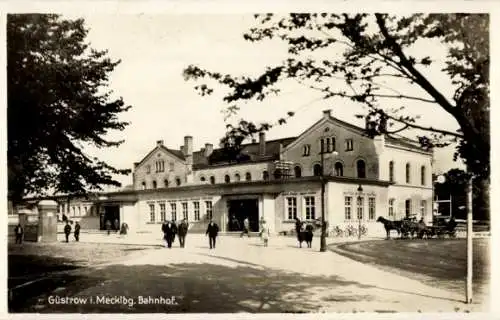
[10,259,417,313]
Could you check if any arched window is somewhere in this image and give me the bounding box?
[334,162,343,176]
[142,181,146,190]
[357,160,366,178]
[273,169,282,179]
[389,161,394,182]
[294,166,302,178]
[164,179,169,188]
[406,163,411,183]
[420,165,426,186]
[224,174,230,183]
[200,176,206,182]
[235,173,241,182]
[313,164,322,176]
[263,171,269,181]
[245,172,252,181]
[176,177,181,186]
[210,176,215,184]
[152,181,157,189]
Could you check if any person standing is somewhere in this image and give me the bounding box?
[14,223,23,244]
[105,220,112,235]
[162,220,176,248]
[240,217,250,238]
[120,222,129,236]
[74,221,81,242]
[114,218,120,233]
[64,221,72,243]
[259,220,270,247]
[206,219,219,249]
[177,219,189,248]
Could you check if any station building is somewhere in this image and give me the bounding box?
[19,110,434,236]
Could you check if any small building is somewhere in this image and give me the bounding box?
[20,110,434,236]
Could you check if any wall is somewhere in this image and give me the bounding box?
[133,146,188,190]
[388,185,433,224]
[282,117,379,179]
[194,161,272,185]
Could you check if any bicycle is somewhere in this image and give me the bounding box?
[333,226,344,237]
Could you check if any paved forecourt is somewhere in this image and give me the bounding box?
[52,232,485,312]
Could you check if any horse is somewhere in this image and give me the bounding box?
[376,216,402,239]
[295,220,313,248]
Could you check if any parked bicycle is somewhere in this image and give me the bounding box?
[333,226,344,237]
[344,225,357,237]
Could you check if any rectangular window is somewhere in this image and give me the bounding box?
[159,202,166,222]
[182,202,188,220]
[330,137,336,152]
[169,161,174,171]
[170,202,177,221]
[388,199,395,217]
[193,201,200,221]
[149,203,155,223]
[286,197,297,220]
[304,196,315,220]
[405,199,412,217]
[421,166,426,186]
[420,200,427,217]
[345,139,353,151]
[205,201,213,220]
[146,165,151,174]
[344,196,352,220]
[356,196,364,220]
[368,197,376,220]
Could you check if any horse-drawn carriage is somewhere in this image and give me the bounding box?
[376,215,457,240]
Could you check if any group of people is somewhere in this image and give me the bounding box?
[161,219,190,248]
[63,220,81,242]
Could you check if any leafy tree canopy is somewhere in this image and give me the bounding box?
[184,13,489,181]
[8,14,132,203]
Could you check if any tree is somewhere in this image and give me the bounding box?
[7,14,132,204]
[184,13,489,219]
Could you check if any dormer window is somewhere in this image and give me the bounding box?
[303,144,311,156]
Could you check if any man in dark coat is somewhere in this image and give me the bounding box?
[14,223,23,244]
[74,221,81,242]
[162,220,176,248]
[64,221,72,243]
[177,219,189,248]
[206,219,219,249]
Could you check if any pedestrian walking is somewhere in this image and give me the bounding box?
[206,219,219,249]
[259,220,270,247]
[177,219,189,248]
[64,221,71,243]
[240,217,250,238]
[162,220,176,248]
[14,223,23,244]
[74,221,81,242]
[105,219,112,235]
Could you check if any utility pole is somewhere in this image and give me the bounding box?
[466,173,473,304]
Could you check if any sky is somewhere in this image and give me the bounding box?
[70,13,466,189]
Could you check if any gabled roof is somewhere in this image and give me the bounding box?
[135,145,186,169]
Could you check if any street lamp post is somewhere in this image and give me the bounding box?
[319,148,327,252]
[357,184,363,240]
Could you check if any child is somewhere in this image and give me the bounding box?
[259,220,270,247]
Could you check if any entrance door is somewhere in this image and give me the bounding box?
[227,199,259,232]
[101,205,120,230]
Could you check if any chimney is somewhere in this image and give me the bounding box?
[156,140,164,147]
[323,109,331,118]
[184,136,193,156]
[259,132,266,156]
[180,146,185,154]
[204,143,213,157]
